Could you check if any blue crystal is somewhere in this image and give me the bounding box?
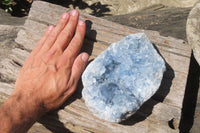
[82,33,166,123]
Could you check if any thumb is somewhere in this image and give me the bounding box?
[70,52,89,86]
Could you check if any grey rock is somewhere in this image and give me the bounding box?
[186,2,200,133]
[45,0,197,16]
[104,5,191,41]
[82,33,166,122]
[187,2,200,65]
[0,8,26,26]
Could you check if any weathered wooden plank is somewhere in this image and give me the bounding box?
[16,19,191,74]
[0,58,20,82]
[35,99,177,133]
[0,82,14,95]
[0,82,14,106]
[24,1,191,55]
[153,71,187,108]
[0,1,191,133]
[15,18,190,109]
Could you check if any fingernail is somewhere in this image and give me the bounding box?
[71,10,78,16]
[82,53,89,62]
[78,21,85,26]
[62,13,68,19]
[48,25,54,31]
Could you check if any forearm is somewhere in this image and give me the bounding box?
[0,92,44,133]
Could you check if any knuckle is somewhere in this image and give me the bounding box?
[60,19,66,25]
[72,37,80,44]
[61,30,72,39]
[48,31,57,38]
[67,46,76,57]
[73,33,83,46]
[74,62,82,72]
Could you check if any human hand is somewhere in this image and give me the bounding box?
[0,10,89,132]
[13,10,88,113]
[0,10,89,133]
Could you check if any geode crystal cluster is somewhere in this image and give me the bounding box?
[82,33,166,122]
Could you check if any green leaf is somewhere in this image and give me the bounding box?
[1,0,12,6]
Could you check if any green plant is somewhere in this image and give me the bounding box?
[0,0,13,13]
[2,0,12,5]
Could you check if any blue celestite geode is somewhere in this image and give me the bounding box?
[82,33,166,123]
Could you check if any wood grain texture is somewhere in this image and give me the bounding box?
[0,1,191,133]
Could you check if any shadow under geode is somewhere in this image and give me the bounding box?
[120,44,175,125]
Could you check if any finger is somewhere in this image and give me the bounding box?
[61,21,86,66]
[31,25,54,57]
[69,53,89,87]
[39,12,70,54]
[23,25,54,67]
[56,20,86,68]
[51,10,79,52]
[60,53,89,102]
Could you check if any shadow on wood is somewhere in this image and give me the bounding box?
[179,53,200,132]
[38,111,73,133]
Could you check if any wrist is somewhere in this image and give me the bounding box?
[0,91,45,132]
[10,90,46,120]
